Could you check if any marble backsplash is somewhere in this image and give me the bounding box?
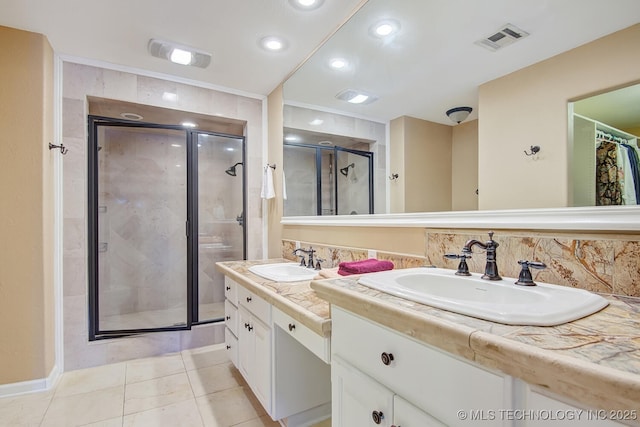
[283,229,640,298]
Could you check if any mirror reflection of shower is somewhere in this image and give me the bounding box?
[225,162,243,176]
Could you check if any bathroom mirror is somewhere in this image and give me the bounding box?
[282,0,640,216]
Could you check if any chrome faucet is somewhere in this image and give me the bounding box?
[462,231,501,281]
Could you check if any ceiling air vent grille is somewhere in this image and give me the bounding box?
[475,24,529,52]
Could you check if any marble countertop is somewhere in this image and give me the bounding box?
[310,275,640,418]
[217,259,640,417]
[216,259,331,336]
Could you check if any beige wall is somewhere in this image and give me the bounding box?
[479,24,640,210]
[390,116,452,212]
[267,85,284,257]
[452,119,478,211]
[0,26,55,384]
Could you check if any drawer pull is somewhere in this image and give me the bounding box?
[226,315,231,320]
[288,323,296,332]
[372,410,384,424]
[226,345,231,350]
[244,322,250,329]
[247,325,253,331]
[226,286,231,291]
[246,296,252,302]
[381,352,394,365]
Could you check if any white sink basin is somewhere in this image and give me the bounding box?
[357,267,609,326]
[249,263,318,282]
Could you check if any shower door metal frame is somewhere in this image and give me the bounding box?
[284,143,374,215]
[87,116,246,340]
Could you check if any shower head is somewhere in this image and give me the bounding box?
[339,163,355,177]
[225,162,243,176]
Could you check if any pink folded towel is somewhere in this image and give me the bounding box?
[338,259,394,276]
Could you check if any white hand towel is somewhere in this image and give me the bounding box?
[261,166,276,199]
[282,170,287,200]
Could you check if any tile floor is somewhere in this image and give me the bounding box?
[0,344,331,427]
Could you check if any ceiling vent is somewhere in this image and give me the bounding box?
[475,24,529,52]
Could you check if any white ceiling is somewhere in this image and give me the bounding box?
[284,0,640,125]
[2,0,639,128]
[0,0,364,95]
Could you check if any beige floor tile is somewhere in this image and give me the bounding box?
[126,353,185,384]
[186,362,244,397]
[124,372,194,415]
[79,417,123,426]
[310,418,331,427]
[123,399,203,427]
[41,385,124,427]
[231,414,280,427]
[0,391,53,427]
[55,362,126,397]
[181,344,229,371]
[196,386,266,427]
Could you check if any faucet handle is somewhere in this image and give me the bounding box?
[444,253,471,276]
[515,260,546,286]
[314,258,324,270]
[298,256,306,267]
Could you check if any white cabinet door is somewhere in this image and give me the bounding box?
[252,315,272,411]
[393,395,446,427]
[525,387,628,427]
[333,357,394,427]
[237,306,253,381]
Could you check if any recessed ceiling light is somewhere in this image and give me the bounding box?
[259,36,287,52]
[288,0,324,11]
[309,119,324,126]
[182,122,197,128]
[120,112,143,121]
[148,39,212,68]
[171,144,182,148]
[318,140,333,146]
[284,135,300,142]
[162,92,177,102]
[335,89,379,105]
[329,58,348,70]
[369,19,400,38]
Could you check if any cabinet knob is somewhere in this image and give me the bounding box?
[381,352,394,366]
[288,323,296,332]
[225,315,231,320]
[246,296,252,302]
[226,286,231,291]
[372,410,384,424]
[244,322,250,329]
[247,325,253,331]
[226,345,231,350]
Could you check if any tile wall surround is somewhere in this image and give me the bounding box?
[283,228,640,298]
[62,61,264,370]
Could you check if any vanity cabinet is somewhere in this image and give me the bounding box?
[237,285,272,412]
[223,275,331,426]
[331,306,511,427]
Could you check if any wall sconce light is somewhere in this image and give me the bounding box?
[148,39,212,68]
[446,107,473,124]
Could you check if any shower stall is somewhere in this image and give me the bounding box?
[284,143,374,216]
[88,117,245,339]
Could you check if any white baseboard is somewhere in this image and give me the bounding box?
[0,364,61,398]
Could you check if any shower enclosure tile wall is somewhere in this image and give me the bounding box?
[62,62,264,370]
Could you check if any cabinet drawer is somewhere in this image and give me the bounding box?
[394,395,446,427]
[225,300,239,337]
[332,307,508,426]
[225,327,238,368]
[273,307,330,363]
[238,285,271,324]
[224,277,238,306]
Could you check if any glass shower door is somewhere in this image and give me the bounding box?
[94,124,189,333]
[336,149,374,215]
[196,133,245,322]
